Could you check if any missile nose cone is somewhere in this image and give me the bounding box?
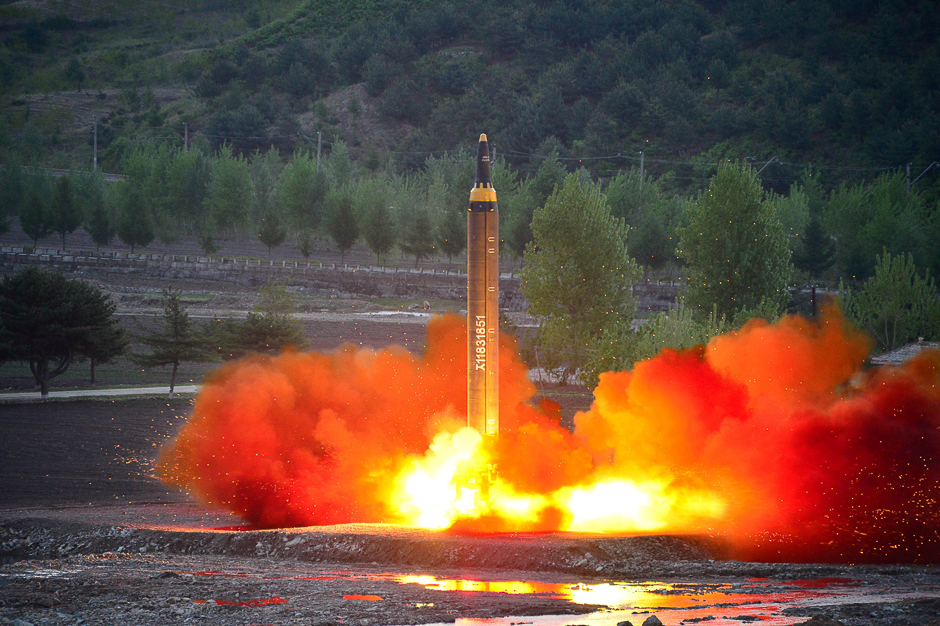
[475,134,491,186]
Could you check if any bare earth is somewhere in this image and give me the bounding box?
[1,238,939,626]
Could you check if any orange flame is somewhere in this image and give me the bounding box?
[157,307,940,563]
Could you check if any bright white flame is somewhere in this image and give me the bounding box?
[564,480,668,532]
[395,427,483,528]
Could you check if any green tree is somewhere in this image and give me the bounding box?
[165,147,211,233]
[400,208,435,266]
[583,302,731,386]
[793,214,836,281]
[132,288,216,394]
[114,181,155,253]
[19,194,52,247]
[51,176,82,247]
[257,212,287,257]
[250,147,283,224]
[0,268,126,397]
[839,250,939,353]
[278,150,328,233]
[204,144,253,236]
[521,174,642,382]
[0,159,25,231]
[211,281,306,359]
[436,206,465,264]
[605,169,683,270]
[83,176,117,249]
[63,58,85,90]
[356,178,396,263]
[364,201,397,263]
[327,191,358,265]
[677,162,791,319]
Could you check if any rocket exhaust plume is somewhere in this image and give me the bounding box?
[157,277,940,560]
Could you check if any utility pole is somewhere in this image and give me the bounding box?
[93,117,98,171]
[316,131,322,171]
[906,162,911,194]
[184,122,189,152]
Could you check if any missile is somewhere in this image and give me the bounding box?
[467,134,499,438]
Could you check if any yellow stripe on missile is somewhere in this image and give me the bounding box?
[469,186,498,202]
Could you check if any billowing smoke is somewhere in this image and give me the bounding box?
[158,308,940,563]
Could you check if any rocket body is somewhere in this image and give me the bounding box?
[467,134,499,436]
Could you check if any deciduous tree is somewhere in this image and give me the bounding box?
[677,162,791,319]
[521,174,641,382]
[839,249,939,353]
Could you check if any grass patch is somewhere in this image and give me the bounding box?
[0,357,219,392]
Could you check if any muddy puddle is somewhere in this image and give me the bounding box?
[182,568,938,625]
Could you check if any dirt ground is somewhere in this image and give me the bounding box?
[2,392,940,626]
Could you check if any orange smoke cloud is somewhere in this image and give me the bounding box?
[157,308,940,563]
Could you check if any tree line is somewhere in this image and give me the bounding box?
[3,140,938,289]
[0,268,306,398]
[520,163,940,385]
[2,161,937,396]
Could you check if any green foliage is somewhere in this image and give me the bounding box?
[51,176,82,247]
[211,281,306,358]
[793,214,835,282]
[436,206,465,263]
[583,302,731,387]
[356,177,396,263]
[204,144,253,235]
[605,169,682,270]
[0,267,127,396]
[257,212,287,256]
[20,193,52,247]
[278,149,328,232]
[399,207,435,266]
[677,162,792,319]
[839,249,939,353]
[327,190,358,264]
[521,174,642,383]
[132,288,216,393]
[114,179,155,253]
[250,146,283,224]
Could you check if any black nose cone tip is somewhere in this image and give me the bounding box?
[475,133,491,185]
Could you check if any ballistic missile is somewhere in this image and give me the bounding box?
[467,134,499,438]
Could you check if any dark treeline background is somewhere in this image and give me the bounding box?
[1,0,939,283]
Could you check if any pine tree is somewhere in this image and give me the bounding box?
[257,212,287,257]
[793,214,835,281]
[51,176,82,248]
[328,193,358,265]
[132,288,216,394]
[0,268,127,397]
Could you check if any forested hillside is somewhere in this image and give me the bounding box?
[1,0,939,286]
